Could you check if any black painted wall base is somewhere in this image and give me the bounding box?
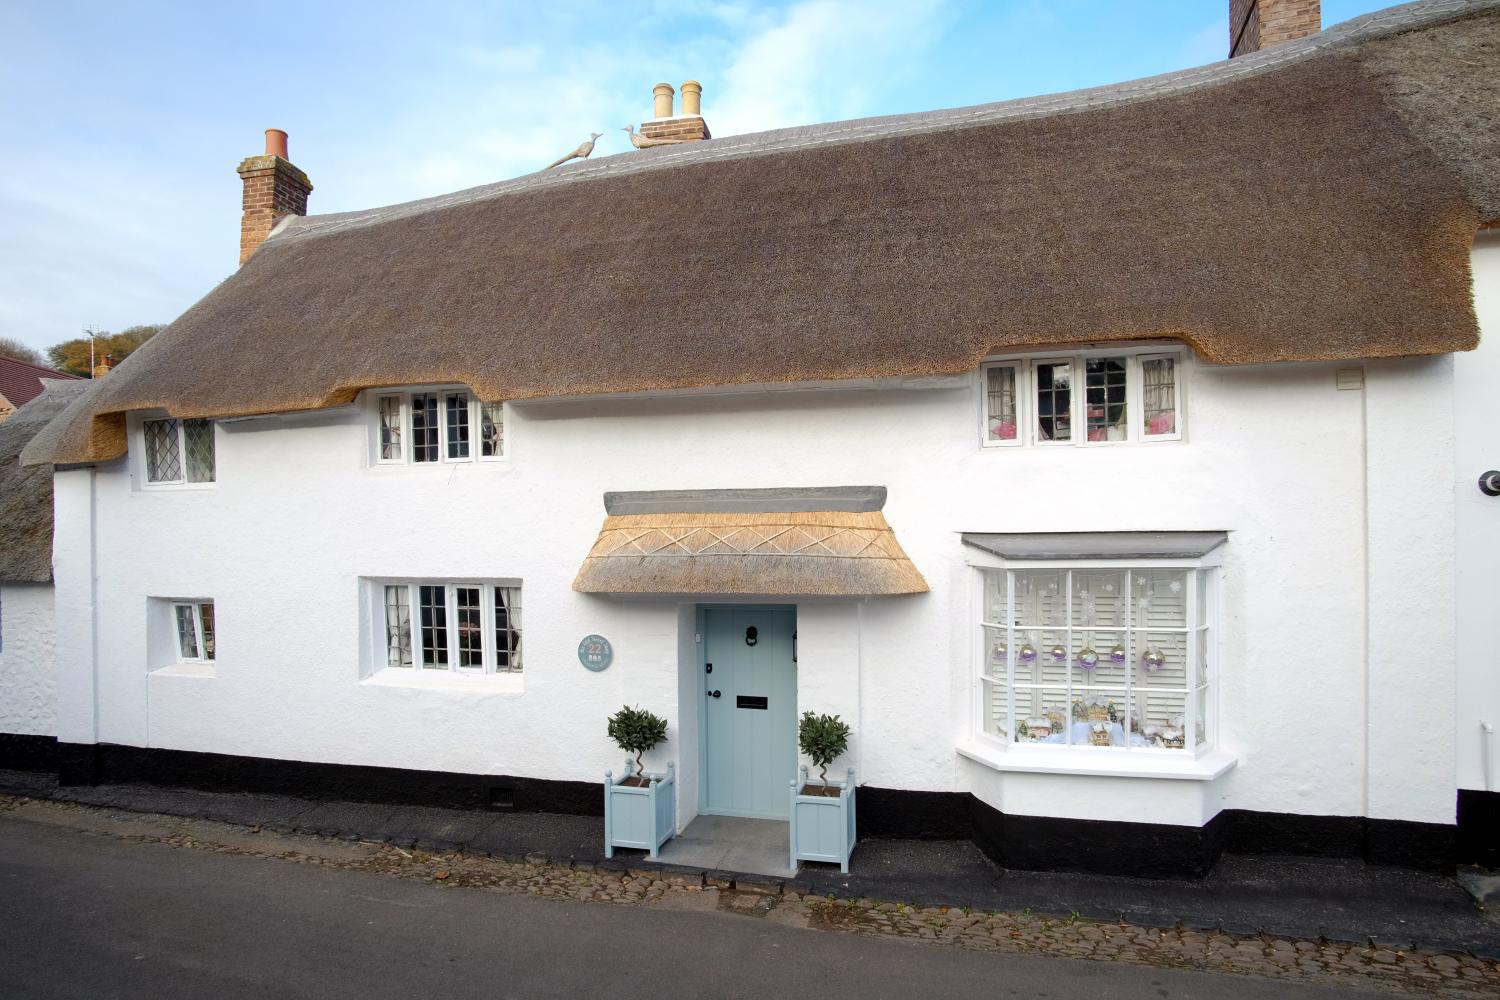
[0,733,58,773]
[6,736,1477,879]
[53,742,600,817]
[1458,789,1500,868]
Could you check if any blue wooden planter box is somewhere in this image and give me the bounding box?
[789,766,856,873]
[604,760,676,859]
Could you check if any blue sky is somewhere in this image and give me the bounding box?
[0,0,1389,354]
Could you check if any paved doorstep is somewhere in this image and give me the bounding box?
[2,793,1498,998]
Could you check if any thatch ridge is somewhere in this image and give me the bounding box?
[0,381,90,582]
[25,1,1500,467]
[574,511,929,596]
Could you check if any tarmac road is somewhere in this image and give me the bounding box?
[0,814,1393,1000]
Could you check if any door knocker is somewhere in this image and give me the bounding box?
[744,625,758,646]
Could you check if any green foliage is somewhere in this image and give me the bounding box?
[0,337,43,365]
[606,705,668,777]
[798,711,851,786]
[46,324,163,376]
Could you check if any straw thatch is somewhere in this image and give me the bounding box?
[0,380,90,582]
[23,1,1500,468]
[574,512,929,595]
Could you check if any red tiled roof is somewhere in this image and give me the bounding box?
[0,355,81,410]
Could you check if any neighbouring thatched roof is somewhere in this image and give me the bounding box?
[25,0,1500,467]
[574,487,929,596]
[0,380,89,582]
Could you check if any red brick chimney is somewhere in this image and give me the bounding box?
[1230,0,1320,58]
[235,129,313,265]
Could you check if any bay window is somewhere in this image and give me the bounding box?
[968,536,1221,755]
[981,348,1183,447]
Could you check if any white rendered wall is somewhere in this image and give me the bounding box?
[0,584,58,736]
[1456,232,1500,794]
[49,342,1456,828]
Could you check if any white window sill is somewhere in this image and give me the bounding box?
[956,741,1236,781]
[361,668,524,694]
[151,662,217,679]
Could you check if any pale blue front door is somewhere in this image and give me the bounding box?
[702,607,797,819]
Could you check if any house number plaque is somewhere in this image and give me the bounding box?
[578,634,613,672]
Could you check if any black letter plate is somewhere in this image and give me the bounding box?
[736,695,769,710]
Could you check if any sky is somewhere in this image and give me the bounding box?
[0,0,1391,355]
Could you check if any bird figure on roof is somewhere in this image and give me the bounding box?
[621,124,688,149]
[544,133,603,170]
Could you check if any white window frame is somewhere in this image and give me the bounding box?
[370,387,507,466]
[131,412,218,489]
[370,579,521,677]
[966,550,1221,760]
[171,601,215,664]
[979,345,1186,449]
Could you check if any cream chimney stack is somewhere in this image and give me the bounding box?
[638,80,711,143]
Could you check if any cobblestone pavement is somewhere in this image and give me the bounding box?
[3,793,1496,997]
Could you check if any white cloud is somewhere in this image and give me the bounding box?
[711,0,949,138]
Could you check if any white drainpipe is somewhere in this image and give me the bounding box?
[1484,721,1497,792]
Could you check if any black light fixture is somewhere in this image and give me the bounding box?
[745,625,759,646]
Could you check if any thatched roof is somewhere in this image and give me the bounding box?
[573,487,929,596]
[0,380,89,583]
[24,0,1500,467]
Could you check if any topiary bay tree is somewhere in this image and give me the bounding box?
[798,711,851,791]
[607,705,668,782]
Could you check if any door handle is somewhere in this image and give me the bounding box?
[707,689,721,698]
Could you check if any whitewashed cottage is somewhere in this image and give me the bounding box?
[8,0,1500,877]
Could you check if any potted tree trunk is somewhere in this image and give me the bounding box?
[790,711,856,873]
[604,705,675,859]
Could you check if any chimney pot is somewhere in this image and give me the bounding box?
[652,82,675,119]
[265,128,289,159]
[680,80,702,117]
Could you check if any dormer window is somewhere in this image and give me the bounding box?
[372,388,505,465]
[981,347,1184,448]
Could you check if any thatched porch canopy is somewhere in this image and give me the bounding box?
[572,487,928,596]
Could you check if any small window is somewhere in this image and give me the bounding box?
[981,348,1185,448]
[480,402,505,458]
[371,389,506,465]
[1034,360,1073,443]
[173,601,215,662]
[143,418,215,485]
[378,396,404,462]
[984,364,1020,444]
[378,581,522,676]
[495,586,522,672]
[1141,356,1179,438]
[411,393,440,463]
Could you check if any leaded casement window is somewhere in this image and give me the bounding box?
[981,348,1183,448]
[380,581,521,674]
[975,563,1216,754]
[173,601,215,662]
[143,417,216,483]
[372,388,506,465]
